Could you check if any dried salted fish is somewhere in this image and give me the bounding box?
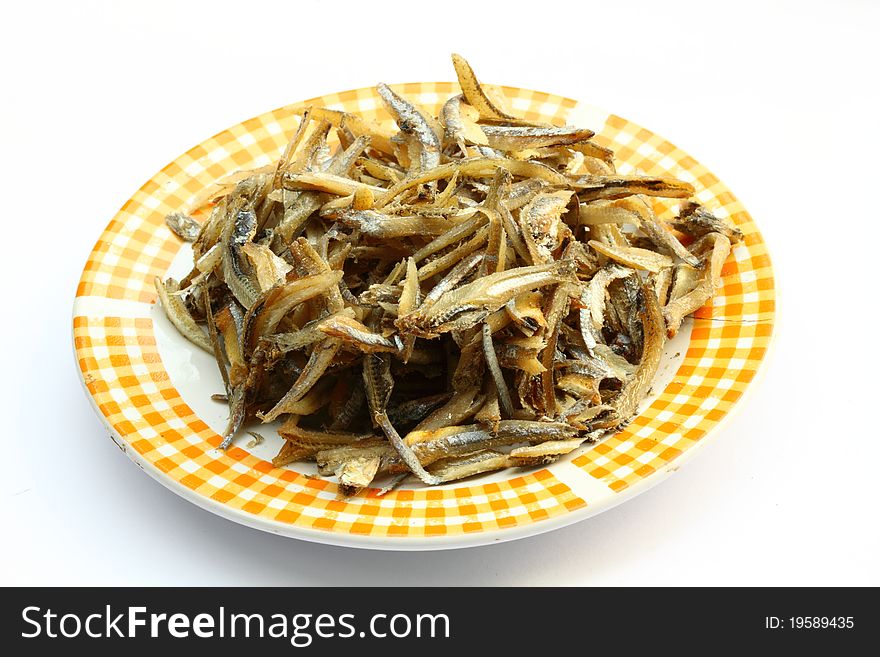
[481,125,594,151]
[663,232,732,337]
[671,201,743,244]
[165,212,202,242]
[440,94,488,153]
[398,260,576,337]
[154,277,212,353]
[377,83,442,174]
[155,54,738,495]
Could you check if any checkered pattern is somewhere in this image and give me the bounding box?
[73,82,774,541]
[73,316,583,537]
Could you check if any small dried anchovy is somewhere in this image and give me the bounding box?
[157,54,740,495]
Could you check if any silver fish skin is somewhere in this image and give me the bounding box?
[671,201,743,243]
[481,125,594,151]
[153,277,212,353]
[399,260,576,336]
[376,83,442,173]
[165,212,202,242]
[440,94,469,152]
[222,209,260,309]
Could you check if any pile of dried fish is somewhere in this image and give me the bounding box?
[158,54,742,495]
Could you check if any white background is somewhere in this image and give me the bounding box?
[2,0,878,586]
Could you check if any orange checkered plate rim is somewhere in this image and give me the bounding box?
[72,82,775,550]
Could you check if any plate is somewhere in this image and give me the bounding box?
[73,82,775,549]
